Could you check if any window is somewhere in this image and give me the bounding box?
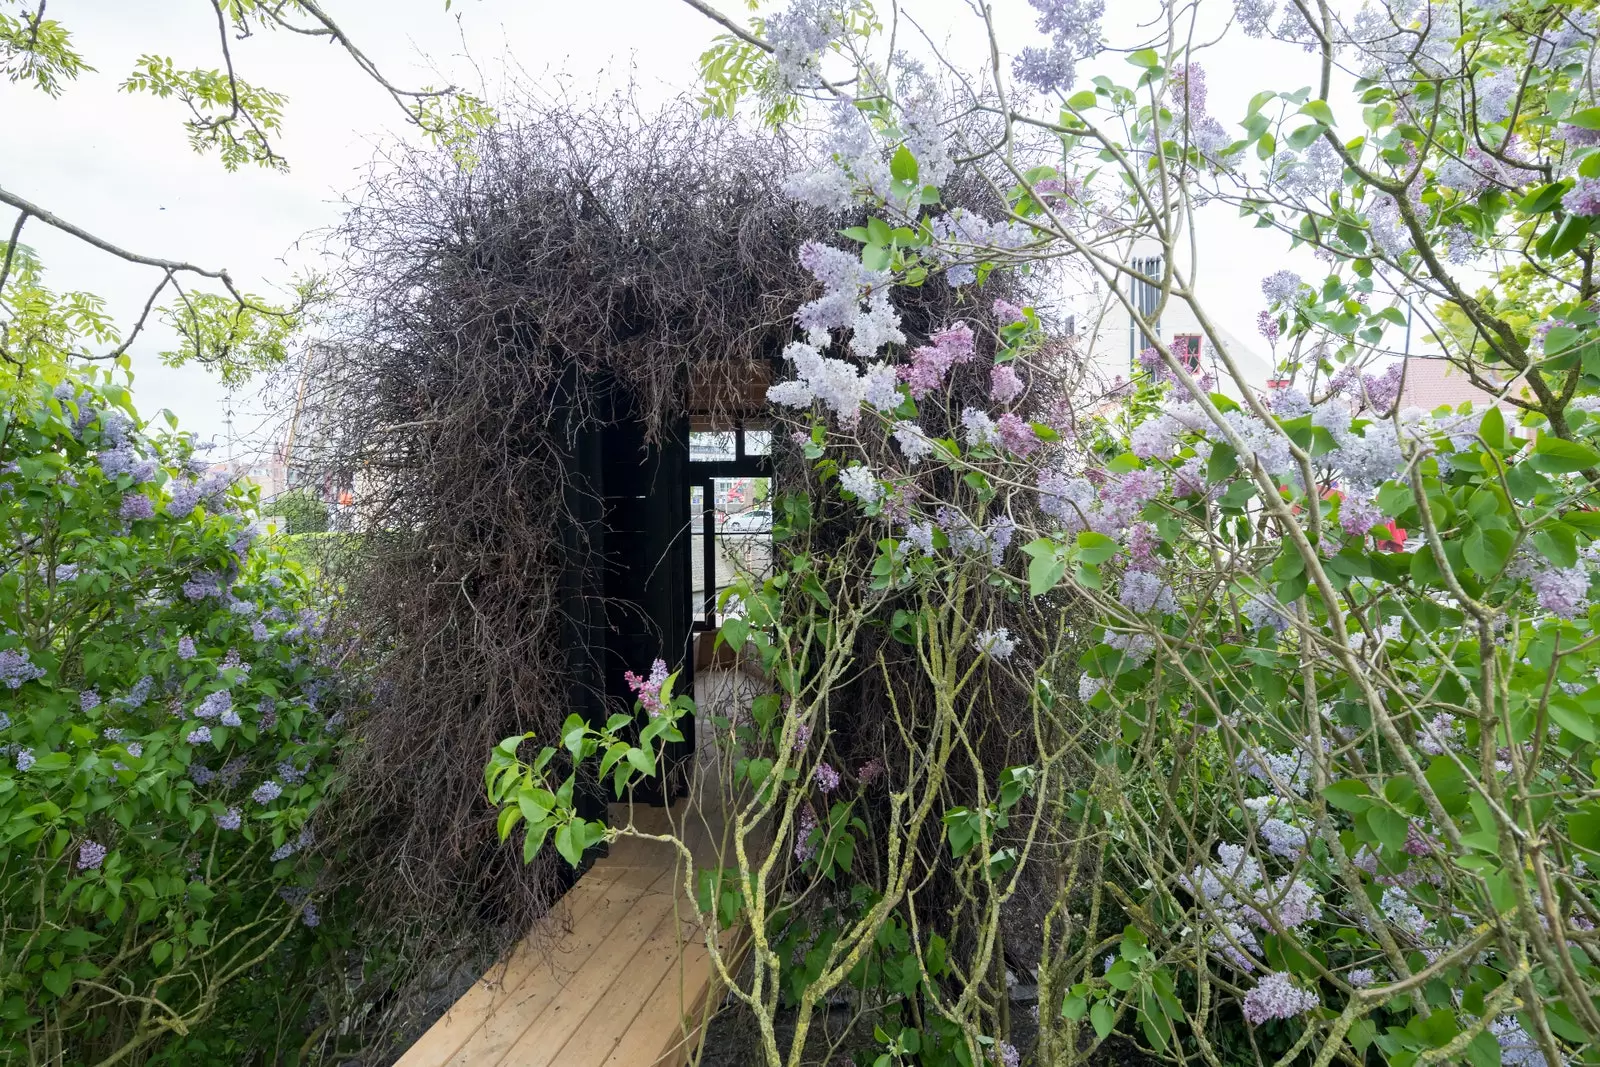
[1172,334,1202,372]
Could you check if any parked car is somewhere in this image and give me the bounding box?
[723,507,771,534]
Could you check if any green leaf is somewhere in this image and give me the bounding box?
[42,968,72,998]
[1063,993,1088,1020]
[890,145,918,185]
[1128,49,1159,68]
[1322,779,1374,812]
[1246,89,1277,115]
[1568,107,1600,130]
[1549,697,1599,742]
[1518,181,1571,215]
[1530,434,1600,473]
[1076,531,1119,564]
[1022,538,1067,597]
[1286,124,1325,150]
[1300,99,1335,125]
[1090,999,1115,1039]
[554,822,583,867]
[1366,806,1410,851]
[1067,89,1097,110]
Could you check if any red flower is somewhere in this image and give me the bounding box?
[1375,520,1407,552]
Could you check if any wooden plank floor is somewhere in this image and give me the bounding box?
[396,802,744,1067]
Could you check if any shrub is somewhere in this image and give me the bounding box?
[0,365,348,1064]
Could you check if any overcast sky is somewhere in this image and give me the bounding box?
[3,0,1329,453]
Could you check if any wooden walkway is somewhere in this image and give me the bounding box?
[395,801,743,1067]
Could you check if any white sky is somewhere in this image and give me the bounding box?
[2,0,1331,452]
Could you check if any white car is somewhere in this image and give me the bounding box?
[722,507,772,534]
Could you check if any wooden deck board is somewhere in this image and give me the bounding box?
[396,670,759,1067]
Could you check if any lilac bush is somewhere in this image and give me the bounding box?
[0,365,349,1062]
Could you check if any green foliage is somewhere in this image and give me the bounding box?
[0,363,349,1063]
[265,487,330,535]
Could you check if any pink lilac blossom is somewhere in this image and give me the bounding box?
[996,413,1040,456]
[1257,310,1280,345]
[1129,415,1179,460]
[858,758,885,785]
[900,323,977,398]
[625,658,671,715]
[1126,522,1159,571]
[992,298,1027,324]
[990,364,1025,404]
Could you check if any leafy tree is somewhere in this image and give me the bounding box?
[267,487,330,535]
[0,0,494,382]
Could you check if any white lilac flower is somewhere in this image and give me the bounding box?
[891,421,935,465]
[838,465,882,503]
[961,408,1002,449]
[1104,631,1155,669]
[862,363,901,413]
[1077,674,1103,701]
[974,628,1016,659]
[1489,1015,1544,1067]
[1118,571,1177,614]
[1237,748,1311,795]
[1380,886,1430,937]
[1249,875,1322,929]
[1242,971,1319,1024]
[1348,967,1377,987]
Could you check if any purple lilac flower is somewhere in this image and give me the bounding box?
[194,691,231,720]
[1339,489,1384,537]
[182,572,224,600]
[252,620,271,642]
[120,494,155,521]
[1489,1016,1543,1066]
[1169,61,1206,114]
[252,780,284,804]
[215,807,242,831]
[186,726,212,745]
[80,688,101,712]
[116,676,153,708]
[1531,563,1591,618]
[77,840,107,871]
[1260,270,1305,308]
[14,748,37,771]
[990,364,1025,404]
[1119,570,1177,614]
[258,698,277,730]
[1380,886,1429,936]
[1242,972,1319,1024]
[277,759,308,787]
[301,902,320,928]
[53,564,79,582]
[1348,967,1376,987]
[219,757,249,789]
[858,758,884,785]
[177,636,197,660]
[1011,0,1104,93]
[794,807,819,863]
[189,763,216,786]
[1564,178,1600,217]
[814,762,841,793]
[1359,363,1403,413]
[1560,124,1600,147]
[995,1042,1021,1067]
[97,446,136,478]
[1257,310,1280,345]
[1037,471,1095,529]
